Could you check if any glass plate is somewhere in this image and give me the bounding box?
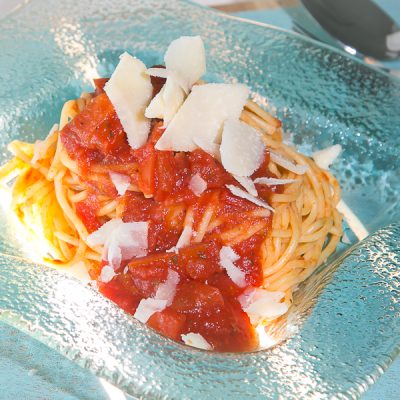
[0,0,399,398]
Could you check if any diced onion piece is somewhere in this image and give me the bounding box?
[109,172,130,195]
[226,184,274,212]
[189,173,207,197]
[164,36,206,93]
[155,83,249,152]
[233,175,258,197]
[254,177,298,186]
[155,269,180,305]
[312,144,342,170]
[99,265,116,283]
[219,246,246,287]
[239,287,288,320]
[134,298,168,323]
[87,219,148,269]
[104,53,153,149]
[176,225,192,249]
[181,333,212,350]
[220,119,265,177]
[270,151,308,175]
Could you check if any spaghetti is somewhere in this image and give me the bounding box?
[0,43,342,352]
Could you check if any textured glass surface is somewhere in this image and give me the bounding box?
[0,0,399,398]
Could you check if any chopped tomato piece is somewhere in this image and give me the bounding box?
[148,309,186,341]
[189,149,233,188]
[128,261,169,298]
[75,193,102,233]
[61,93,130,159]
[98,273,141,315]
[179,241,221,281]
[171,281,225,314]
[134,142,156,197]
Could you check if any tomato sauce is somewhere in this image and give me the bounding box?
[60,80,278,352]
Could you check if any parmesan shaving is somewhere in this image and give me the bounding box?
[99,265,116,283]
[219,246,246,287]
[155,269,180,306]
[312,144,342,170]
[233,175,258,197]
[134,269,180,323]
[181,333,212,350]
[146,67,169,79]
[155,83,249,151]
[220,118,265,177]
[145,78,185,126]
[164,36,206,93]
[104,53,153,149]
[254,177,298,186]
[109,172,130,195]
[145,36,206,125]
[239,287,288,321]
[87,219,148,269]
[270,151,308,175]
[193,136,220,158]
[133,298,168,323]
[189,173,207,197]
[226,184,274,212]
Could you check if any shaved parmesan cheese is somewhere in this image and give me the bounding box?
[220,119,265,177]
[107,241,122,269]
[254,177,298,186]
[155,83,249,151]
[164,36,206,93]
[155,269,180,306]
[312,144,342,170]
[189,173,207,196]
[87,219,122,247]
[134,298,168,323]
[233,175,257,197]
[109,172,130,195]
[193,136,220,158]
[145,78,185,125]
[219,246,246,287]
[181,333,212,350]
[146,67,169,79]
[176,225,192,249]
[226,184,274,212]
[133,269,180,323]
[99,265,116,283]
[145,36,206,125]
[270,151,308,175]
[104,53,153,149]
[87,219,148,269]
[239,287,288,321]
[32,124,58,164]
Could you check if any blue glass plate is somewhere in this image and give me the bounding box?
[0,0,399,398]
